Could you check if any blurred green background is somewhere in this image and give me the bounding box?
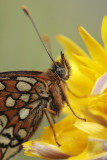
[0,0,107,159]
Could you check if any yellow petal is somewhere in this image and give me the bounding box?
[101,16,107,49]
[23,141,70,159]
[22,116,88,159]
[68,70,93,95]
[63,98,88,117]
[79,65,100,83]
[57,35,87,57]
[74,121,107,139]
[84,109,107,128]
[69,139,107,160]
[72,54,106,74]
[78,26,107,68]
[41,116,88,156]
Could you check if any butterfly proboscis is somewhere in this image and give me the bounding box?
[0,5,86,160]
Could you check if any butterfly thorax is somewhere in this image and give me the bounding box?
[41,52,71,116]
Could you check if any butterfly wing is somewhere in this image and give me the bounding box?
[0,71,49,159]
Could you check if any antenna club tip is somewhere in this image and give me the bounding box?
[21,5,31,16]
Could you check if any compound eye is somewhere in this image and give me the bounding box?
[56,67,65,77]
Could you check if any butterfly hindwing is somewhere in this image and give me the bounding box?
[0,71,49,159]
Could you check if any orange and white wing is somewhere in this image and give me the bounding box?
[0,71,49,160]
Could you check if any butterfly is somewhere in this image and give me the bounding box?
[0,6,85,160]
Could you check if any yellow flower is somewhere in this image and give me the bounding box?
[23,16,107,160]
[23,116,88,159]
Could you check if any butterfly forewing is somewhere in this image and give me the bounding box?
[0,71,50,159]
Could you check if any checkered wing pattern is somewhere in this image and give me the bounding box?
[0,71,49,160]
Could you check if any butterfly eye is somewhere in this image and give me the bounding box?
[56,67,65,78]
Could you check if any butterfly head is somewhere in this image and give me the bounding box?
[51,52,71,80]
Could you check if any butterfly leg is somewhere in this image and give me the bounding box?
[63,81,88,98]
[67,86,88,98]
[44,108,61,147]
[51,115,56,124]
[44,108,56,123]
[60,82,86,121]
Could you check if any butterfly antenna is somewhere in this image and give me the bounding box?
[22,5,56,65]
